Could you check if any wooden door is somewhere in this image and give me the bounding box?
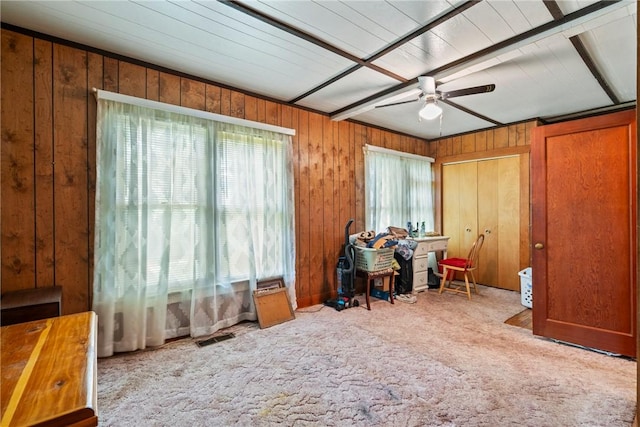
[442,163,463,257]
[459,162,479,253]
[496,157,520,290]
[443,162,478,259]
[477,160,499,285]
[531,109,636,357]
[477,157,520,290]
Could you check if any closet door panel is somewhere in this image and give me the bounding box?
[497,156,520,290]
[458,162,479,253]
[442,164,460,257]
[442,163,465,257]
[477,160,498,286]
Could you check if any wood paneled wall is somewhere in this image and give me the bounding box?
[1,28,435,312]
[432,120,536,157]
[1,28,539,312]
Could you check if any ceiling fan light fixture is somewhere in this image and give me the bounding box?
[418,101,442,121]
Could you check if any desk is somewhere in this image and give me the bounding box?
[1,312,98,427]
[356,269,395,310]
[411,236,449,293]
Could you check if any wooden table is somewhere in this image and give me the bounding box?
[1,312,98,427]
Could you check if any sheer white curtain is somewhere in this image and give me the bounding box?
[364,145,434,233]
[93,98,295,358]
[190,122,296,337]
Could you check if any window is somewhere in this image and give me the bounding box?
[364,145,434,233]
[93,92,295,356]
[115,114,211,296]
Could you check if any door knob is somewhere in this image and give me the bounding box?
[534,243,544,249]
[465,228,471,232]
[484,229,491,234]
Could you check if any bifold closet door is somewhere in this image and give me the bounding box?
[443,157,520,290]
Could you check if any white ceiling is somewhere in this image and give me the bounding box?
[1,0,636,140]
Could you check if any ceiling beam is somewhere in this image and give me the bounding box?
[541,101,636,123]
[288,0,480,104]
[569,35,620,104]
[440,99,503,126]
[221,0,408,84]
[544,0,621,105]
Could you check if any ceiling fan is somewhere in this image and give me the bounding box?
[376,76,496,121]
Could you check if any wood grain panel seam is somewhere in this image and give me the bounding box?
[51,41,57,289]
[31,36,38,284]
[85,55,96,310]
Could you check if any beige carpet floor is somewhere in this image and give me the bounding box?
[97,285,636,426]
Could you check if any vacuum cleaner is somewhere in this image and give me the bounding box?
[324,219,359,311]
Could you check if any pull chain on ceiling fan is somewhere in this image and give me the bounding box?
[376,76,496,122]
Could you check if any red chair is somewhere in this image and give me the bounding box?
[438,234,485,300]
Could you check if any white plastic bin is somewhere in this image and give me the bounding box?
[518,267,532,308]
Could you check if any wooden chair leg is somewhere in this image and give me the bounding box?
[463,274,472,300]
[438,267,448,294]
[365,279,371,310]
[469,271,478,294]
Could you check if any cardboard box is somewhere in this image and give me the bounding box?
[373,272,398,291]
[373,276,391,291]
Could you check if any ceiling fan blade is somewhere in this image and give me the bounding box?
[440,84,495,99]
[375,98,421,108]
